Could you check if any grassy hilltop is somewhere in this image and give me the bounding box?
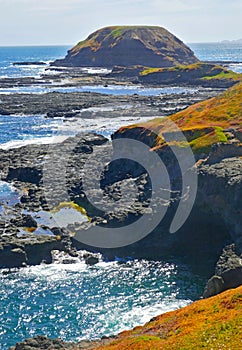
[52,26,198,67]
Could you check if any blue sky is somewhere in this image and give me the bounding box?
[0,0,241,46]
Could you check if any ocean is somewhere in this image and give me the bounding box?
[0,43,242,349]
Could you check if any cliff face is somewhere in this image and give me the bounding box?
[52,26,199,68]
[110,83,242,281]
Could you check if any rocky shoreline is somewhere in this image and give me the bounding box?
[4,138,241,349]
[0,70,241,281]
[0,64,241,349]
[1,130,241,288]
[0,88,220,117]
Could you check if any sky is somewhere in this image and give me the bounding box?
[0,0,241,46]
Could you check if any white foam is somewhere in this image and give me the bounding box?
[80,67,112,75]
[113,299,191,333]
[19,261,88,279]
[57,113,162,139]
[228,63,242,73]
[0,84,198,95]
[0,135,69,150]
[0,180,16,192]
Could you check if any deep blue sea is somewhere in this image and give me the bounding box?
[0,46,70,78]
[0,43,242,349]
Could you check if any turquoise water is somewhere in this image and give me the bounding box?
[0,260,205,349]
[0,43,241,349]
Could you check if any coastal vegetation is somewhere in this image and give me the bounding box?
[1,26,242,349]
[118,82,242,154]
[139,62,242,86]
[108,62,242,87]
[52,25,198,67]
[95,286,242,350]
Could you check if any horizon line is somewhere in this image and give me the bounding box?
[0,41,238,48]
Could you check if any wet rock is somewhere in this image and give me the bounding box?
[51,250,80,264]
[10,214,37,229]
[0,234,65,268]
[83,252,99,266]
[13,61,46,66]
[0,129,241,289]
[7,167,42,185]
[0,88,220,116]
[9,335,74,350]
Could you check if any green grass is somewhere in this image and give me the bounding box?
[140,62,242,83]
[202,70,242,81]
[111,27,123,38]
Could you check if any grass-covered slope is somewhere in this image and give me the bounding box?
[52,26,198,68]
[117,82,242,154]
[109,62,242,88]
[139,62,242,87]
[95,286,242,350]
[172,81,242,129]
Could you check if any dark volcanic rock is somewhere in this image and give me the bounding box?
[52,26,198,68]
[9,335,75,350]
[83,252,99,265]
[13,61,46,66]
[203,245,242,298]
[138,62,242,88]
[0,89,220,116]
[0,234,64,268]
[9,335,111,350]
[0,130,241,288]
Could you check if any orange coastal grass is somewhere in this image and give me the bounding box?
[94,286,242,350]
[118,82,242,153]
[170,82,242,129]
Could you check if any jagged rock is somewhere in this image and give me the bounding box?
[9,335,74,350]
[10,214,38,229]
[0,234,64,268]
[215,244,242,275]
[83,252,99,266]
[203,245,242,298]
[203,276,225,298]
[9,334,110,350]
[52,26,198,68]
[0,130,241,286]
